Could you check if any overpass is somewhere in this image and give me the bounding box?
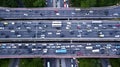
[0,2,120,59]
[0,6,120,20]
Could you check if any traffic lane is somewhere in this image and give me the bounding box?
[60,0,64,7]
[0,42,119,57]
[1,13,117,18]
[56,59,60,67]
[65,58,77,67]
[100,59,110,67]
[65,58,71,67]
[61,58,66,67]
[9,58,19,67]
[45,58,56,67]
[50,58,57,67]
[0,13,114,18]
[72,58,77,67]
[1,9,120,17]
[46,0,53,7]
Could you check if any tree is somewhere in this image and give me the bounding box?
[22,0,35,7]
[81,0,96,7]
[0,0,18,7]
[33,0,45,7]
[70,0,120,7]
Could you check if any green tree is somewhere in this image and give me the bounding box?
[70,0,120,7]
[81,0,96,7]
[0,0,18,7]
[22,0,45,7]
[33,0,45,7]
[22,0,35,7]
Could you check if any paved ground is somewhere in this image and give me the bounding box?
[100,59,111,67]
[16,0,25,7]
[44,58,77,67]
[9,58,20,67]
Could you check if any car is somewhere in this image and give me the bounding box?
[5,9,10,12]
[77,52,83,56]
[71,64,73,67]
[23,13,28,16]
[43,49,48,53]
[56,46,60,48]
[113,13,119,16]
[56,13,60,15]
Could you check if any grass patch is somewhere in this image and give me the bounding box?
[0,0,46,7]
[70,0,120,8]
[0,59,10,67]
[109,58,120,67]
[78,58,101,67]
[19,58,44,67]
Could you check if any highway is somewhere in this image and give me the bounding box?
[46,0,64,8]
[65,58,77,67]
[45,58,77,67]
[60,0,64,7]
[0,0,119,67]
[45,58,57,67]
[100,59,111,67]
[9,58,20,67]
[0,20,120,39]
[56,59,60,67]
[0,19,120,58]
[0,6,120,19]
[16,0,25,7]
[61,58,66,67]
[46,0,53,7]
[0,41,119,58]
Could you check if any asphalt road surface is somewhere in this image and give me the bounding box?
[45,58,77,67]
[100,59,111,67]
[9,58,20,67]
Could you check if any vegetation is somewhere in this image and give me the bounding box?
[0,0,18,7]
[0,59,10,67]
[19,58,44,67]
[0,0,46,7]
[0,0,120,8]
[78,58,120,67]
[22,0,45,7]
[78,58,101,67]
[109,58,120,67]
[0,18,3,21]
[70,0,120,7]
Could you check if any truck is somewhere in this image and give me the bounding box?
[55,49,67,53]
[92,49,100,53]
[85,46,93,50]
[92,21,102,23]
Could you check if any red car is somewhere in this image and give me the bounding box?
[77,52,83,56]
